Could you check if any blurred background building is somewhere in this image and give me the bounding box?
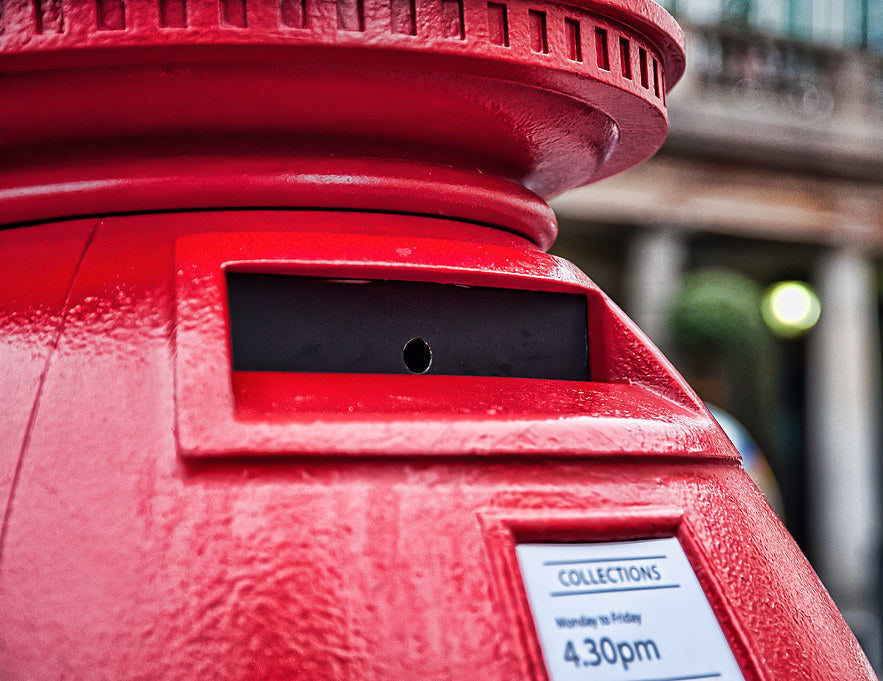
[550,0,883,669]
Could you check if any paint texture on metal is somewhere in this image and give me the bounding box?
[0,1,876,679]
[0,219,96,516]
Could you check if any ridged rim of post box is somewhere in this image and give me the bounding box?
[0,0,684,80]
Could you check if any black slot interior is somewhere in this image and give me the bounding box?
[227,273,589,380]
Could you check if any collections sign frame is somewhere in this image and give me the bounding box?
[479,508,756,681]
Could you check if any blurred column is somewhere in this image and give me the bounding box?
[807,247,881,667]
[623,225,688,352]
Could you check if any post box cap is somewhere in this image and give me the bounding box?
[0,0,684,244]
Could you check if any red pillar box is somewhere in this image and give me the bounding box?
[0,1,874,679]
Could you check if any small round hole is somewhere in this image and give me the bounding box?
[403,337,432,374]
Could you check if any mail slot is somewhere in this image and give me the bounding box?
[226,273,590,379]
[0,0,874,679]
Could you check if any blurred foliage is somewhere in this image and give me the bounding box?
[670,268,771,360]
[669,268,780,470]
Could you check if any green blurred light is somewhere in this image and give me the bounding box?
[761,281,821,338]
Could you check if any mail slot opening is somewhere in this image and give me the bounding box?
[226,273,589,380]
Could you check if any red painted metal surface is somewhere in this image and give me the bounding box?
[0,210,875,679]
[0,1,875,679]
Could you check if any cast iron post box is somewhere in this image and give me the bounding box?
[0,0,875,678]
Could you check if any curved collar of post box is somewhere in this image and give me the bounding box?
[0,156,558,250]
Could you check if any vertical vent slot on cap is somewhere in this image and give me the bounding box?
[619,36,632,79]
[487,2,509,46]
[565,18,581,62]
[595,27,609,70]
[529,9,547,53]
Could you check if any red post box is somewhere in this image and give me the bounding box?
[0,0,875,679]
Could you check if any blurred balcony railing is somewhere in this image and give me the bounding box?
[665,24,883,180]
